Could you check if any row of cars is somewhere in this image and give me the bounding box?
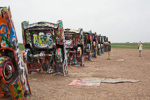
[22,22,109,75]
[0,7,109,99]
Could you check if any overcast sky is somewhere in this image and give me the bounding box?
[1,0,150,43]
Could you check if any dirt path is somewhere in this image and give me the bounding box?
[3,49,150,100]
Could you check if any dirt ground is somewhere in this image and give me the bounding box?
[3,49,150,100]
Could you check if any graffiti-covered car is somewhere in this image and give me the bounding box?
[101,36,105,54]
[0,7,31,100]
[104,36,108,52]
[97,34,102,55]
[22,21,68,76]
[91,32,98,58]
[83,30,92,61]
[64,28,84,66]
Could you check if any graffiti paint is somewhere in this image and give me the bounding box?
[64,28,84,66]
[0,7,31,100]
[83,30,92,61]
[22,20,68,76]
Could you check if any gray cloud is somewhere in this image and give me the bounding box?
[1,0,150,43]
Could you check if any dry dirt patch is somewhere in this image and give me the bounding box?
[13,49,150,100]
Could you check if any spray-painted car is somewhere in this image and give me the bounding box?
[101,36,105,54]
[0,7,31,100]
[83,30,92,61]
[97,34,102,55]
[64,28,84,66]
[22,20,68,76]
[91,32,98,58]
[104,36,108,52]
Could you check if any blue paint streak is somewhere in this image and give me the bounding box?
[0,24,7,36]
[9,26,16,44]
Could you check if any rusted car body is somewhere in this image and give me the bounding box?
[22,20,68,76]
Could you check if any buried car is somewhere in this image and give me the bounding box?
[0,7,31,99]
[97,34,103,55]
[101,36,105,54]
[83,30,92,61]
[104,36,109,52]
[91,32,98,58]
[22,20,68,76]
[64,28,84,66]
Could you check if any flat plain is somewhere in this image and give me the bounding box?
[24,48,150,100]
[2,48,150,100]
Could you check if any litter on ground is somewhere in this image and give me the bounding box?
[101,78,139,84]
[117,59,125,61]
[32,78,38,81]
[107,60,110,62]
[69,78,101,86]
[69,78,139,86]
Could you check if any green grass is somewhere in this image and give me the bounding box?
[19,43,25,50]
[111,43,150,49]
[19,43,150,50]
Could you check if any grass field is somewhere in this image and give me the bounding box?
[19,43,150,50]
[111,43,150,49]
